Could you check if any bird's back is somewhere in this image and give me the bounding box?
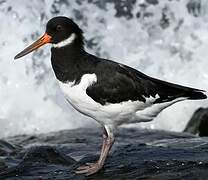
[85,55,207,106]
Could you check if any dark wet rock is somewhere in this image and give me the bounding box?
[22,146,76,165]
[184,107,208,136]
[0,146,77,179]
[198,119,208,137]
[0,159,7,172]
[0,128,208,179]
[0,140,21,156]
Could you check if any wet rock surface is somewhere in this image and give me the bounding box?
[184,107,208,137]
[0,128,208,179]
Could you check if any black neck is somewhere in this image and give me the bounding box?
[51,43,90,83]
[51,43,86,82]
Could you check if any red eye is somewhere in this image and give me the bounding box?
[56,25,62,31]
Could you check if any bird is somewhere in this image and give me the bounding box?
[14,16,207,176]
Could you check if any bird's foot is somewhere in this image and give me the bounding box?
[75,162,102,176]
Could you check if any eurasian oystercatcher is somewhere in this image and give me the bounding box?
[14,16,207,176]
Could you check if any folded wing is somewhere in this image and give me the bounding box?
[86,60,207,105]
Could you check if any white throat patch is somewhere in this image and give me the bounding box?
[52,33,76,48]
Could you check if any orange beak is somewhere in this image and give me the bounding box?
[14,33,52,60]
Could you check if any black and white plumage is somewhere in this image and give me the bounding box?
[14,16,207,176]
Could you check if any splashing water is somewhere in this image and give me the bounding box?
[0,0,208,137]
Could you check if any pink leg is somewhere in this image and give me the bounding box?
[75,126,115,176]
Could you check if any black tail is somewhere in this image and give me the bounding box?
[186,90,207,100]
[147,74,207,102]
[126,65,207,102]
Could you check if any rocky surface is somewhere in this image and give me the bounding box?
[0,128,208,179]
[184,108,208,137]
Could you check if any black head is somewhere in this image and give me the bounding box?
[46,16,83,45]
[14,16,84,59]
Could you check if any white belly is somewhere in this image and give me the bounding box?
[58,74,187,127]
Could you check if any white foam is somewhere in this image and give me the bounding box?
[0,0,208,137]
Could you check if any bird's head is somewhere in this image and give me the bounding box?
[14,16,83,59]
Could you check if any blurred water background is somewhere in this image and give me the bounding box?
[0,0,208,137]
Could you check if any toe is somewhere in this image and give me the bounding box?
[76,166,89,170]
[75,169,89,174]
[75,162,102,176]
[86,162,95,166]
[85,169,98,176]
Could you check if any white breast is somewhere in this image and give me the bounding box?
[58,73,187,127]
[58,74,101,119]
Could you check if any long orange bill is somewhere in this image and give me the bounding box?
[14,33,52,60]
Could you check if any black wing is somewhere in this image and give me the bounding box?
[86,59,206,105]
